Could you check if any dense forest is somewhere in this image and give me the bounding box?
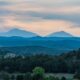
[0,48,80,80]
[0,48,80,73]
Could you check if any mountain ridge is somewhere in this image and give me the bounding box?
[47,31,73,37]
[0,28,75,37]
[0,28,38,37]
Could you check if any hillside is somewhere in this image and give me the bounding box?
[0,46,55,55]
[0,28,38,37]
[0,48,80,73]
[0,37,80,54]
[47,31,73,37]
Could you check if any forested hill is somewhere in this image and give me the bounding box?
[0,37,80,55]
[0,48,80,73]
[0,46,55,55]
[60,48,80,61]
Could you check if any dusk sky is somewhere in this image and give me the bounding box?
[0,0,80,36]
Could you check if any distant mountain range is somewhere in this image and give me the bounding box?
[0,28,80,55]
[47,31,73,37]
[0,28,74,37]
[0,28,38,38]
[0,36,80,55]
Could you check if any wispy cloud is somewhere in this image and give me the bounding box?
[0,0,80,36]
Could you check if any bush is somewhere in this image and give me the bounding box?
[33,67,45,76]
[73,73,80,79]
[24,72,32,80]
[11,75,15,80]
[44,76,56,80]
[61,77,66,80]
[32,67,45,80]
[16,75,24,80]
[55,77,60,80]
[0,72,10,80]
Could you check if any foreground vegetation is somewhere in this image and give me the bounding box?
[0,48,80,80]
[0,67,80,80]
[0,49,80,73]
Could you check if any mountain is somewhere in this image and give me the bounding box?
[0,28,38,37]
[47,31,73,37]
[0,36,80,54]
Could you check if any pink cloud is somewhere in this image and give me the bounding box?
[2,16,80,36]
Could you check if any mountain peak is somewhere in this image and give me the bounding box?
[9,28,21,32]
[47,31,73,37]
[58,31,66,33]
[8,28,26,33]
[0,28,38,37]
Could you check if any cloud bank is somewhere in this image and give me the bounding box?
[0,0,80,36]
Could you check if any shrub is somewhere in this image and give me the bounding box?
[0,72,10,80]
[61,77,66,80]
[16,75,24,80]
[24,72,32,80]
[11,75,15,80]
[32,67,45,80]
[73,73,80,79]
[44,76,56,80]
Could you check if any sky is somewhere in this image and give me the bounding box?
[0,0,80,36]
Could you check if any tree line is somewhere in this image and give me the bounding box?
[0,67,80,80]
[0,49,80,74]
